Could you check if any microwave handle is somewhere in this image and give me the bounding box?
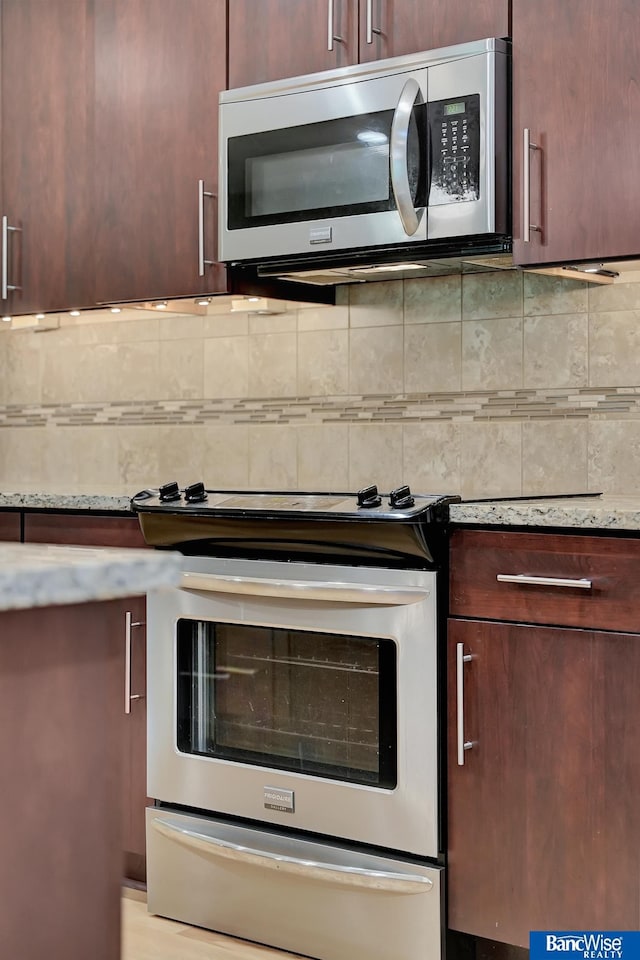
[390,77,424,237]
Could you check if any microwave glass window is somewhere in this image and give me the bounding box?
[227,107,426,230]
[246,140,389,218]
[176,618,397,789]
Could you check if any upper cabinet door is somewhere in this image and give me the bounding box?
[358,0,509,62]
[513,0,640,266]
[1,0,95,315]
[94,0,227,305]
[228,0,359,88]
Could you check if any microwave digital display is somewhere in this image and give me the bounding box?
[444,101,466,116]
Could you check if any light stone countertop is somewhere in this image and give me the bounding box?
[0,542,182,613]
[0,486,135,512]
[449,495,640,531]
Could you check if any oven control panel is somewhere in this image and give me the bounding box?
[428,93,480,206]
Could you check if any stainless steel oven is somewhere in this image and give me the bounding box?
[133,484,456,960]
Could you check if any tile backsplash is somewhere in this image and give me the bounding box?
[2,270,640,498]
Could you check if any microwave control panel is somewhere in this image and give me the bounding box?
[428,94,480,206]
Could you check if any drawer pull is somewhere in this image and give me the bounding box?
[496,574,592,590]
[456,642,474,766]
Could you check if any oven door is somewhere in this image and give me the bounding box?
[147,555,440,858]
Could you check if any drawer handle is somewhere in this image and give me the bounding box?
[456,642,474,766]
[496,574,593,590]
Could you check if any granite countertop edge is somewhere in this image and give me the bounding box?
[449,496,640,531]
[0,491,134,512]
[0,543,182,613]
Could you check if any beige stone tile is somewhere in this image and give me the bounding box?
[589,311,640,386]
[296,424,349,489]
[117,426,162,489]
[404,275,461,325]
[202,425,250,488]
[523,273,588,316]
[404,323,461,393]
[42,343,116,403]
[462,318,523,390]
[248,425,297,488]
[157,426,205,483]
[36,425,121,487]
[203,337,249,399]
[588,419,640,494]
[3,332,43,405]
[0,427,46,484]
[109,342,161,401]
[159,339,204,399]
[349,280,403,327]
[522,421,588,494]
[462,271,523,321]
[349,326,403,395]
[297,304,349,332]
[202,312,249,338]
[588,278,640,313]
[298,329,349,396]
[459,421,522,498]
[523,314,588,388]
[249,333,297,397]
[159,314,205,340]
[348,424,404,492]
[402,422,461,494]
[249,314,297,335]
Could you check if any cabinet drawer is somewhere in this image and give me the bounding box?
[450,529,640,632]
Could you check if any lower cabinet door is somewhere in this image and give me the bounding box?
[0,512,20,541]
[447,618,640,945]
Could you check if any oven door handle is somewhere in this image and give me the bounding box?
[390,76,424,237]
[180,572,429,605]
[152,818,433,894]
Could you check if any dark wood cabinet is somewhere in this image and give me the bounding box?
[0,512,20,541]
[448,529,640,946]
[512,0,640,265]
[229,0,508,88]
[228,0,359,88]
[94,0,227,304]
[1,0,95,315]
[358,0,509,63]
[23,511,150,883]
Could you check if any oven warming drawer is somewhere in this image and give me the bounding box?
[146,807,443,960]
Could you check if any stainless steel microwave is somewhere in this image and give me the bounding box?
[219,38,510,280]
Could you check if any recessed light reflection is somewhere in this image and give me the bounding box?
[357,130,388,146]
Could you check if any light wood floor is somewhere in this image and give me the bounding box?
[122,889,302,960]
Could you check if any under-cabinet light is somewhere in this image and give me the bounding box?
[35,313,45,320]
[69,310,81,317]
[195,297,212,306]
[110,307,122,314]
[153,301,168,310]
[1,316,11,323]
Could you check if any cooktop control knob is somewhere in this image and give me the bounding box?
[389,485,415,509]
[184,481,208,503]
[158,481,181,502]
[356,484,382,509]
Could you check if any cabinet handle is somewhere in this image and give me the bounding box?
[198,179,216,277]
[366,0,382,43]
[1,215,22,300]
[125,610,145,715]
[496,574,593,590]
[522,128,542,243]
[327,0,343,50]
[456,642,474,766]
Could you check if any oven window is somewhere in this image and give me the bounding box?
[176,619,397,789]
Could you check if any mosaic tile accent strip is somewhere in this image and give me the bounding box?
[4,388,640,429]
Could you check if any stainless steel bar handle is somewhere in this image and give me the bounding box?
[181,571,429,606]
[124,610,145,715]
[390,77,423,237]
[198,179,215,277]
[523,128,541,242]
[153,818,434,893]
[1,215,22,300]
[456,642,474,766]
[497,573,593,590]
[328,0,343,50]
[366,0,381,42]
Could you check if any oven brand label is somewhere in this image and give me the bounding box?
[264,787,295,813]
